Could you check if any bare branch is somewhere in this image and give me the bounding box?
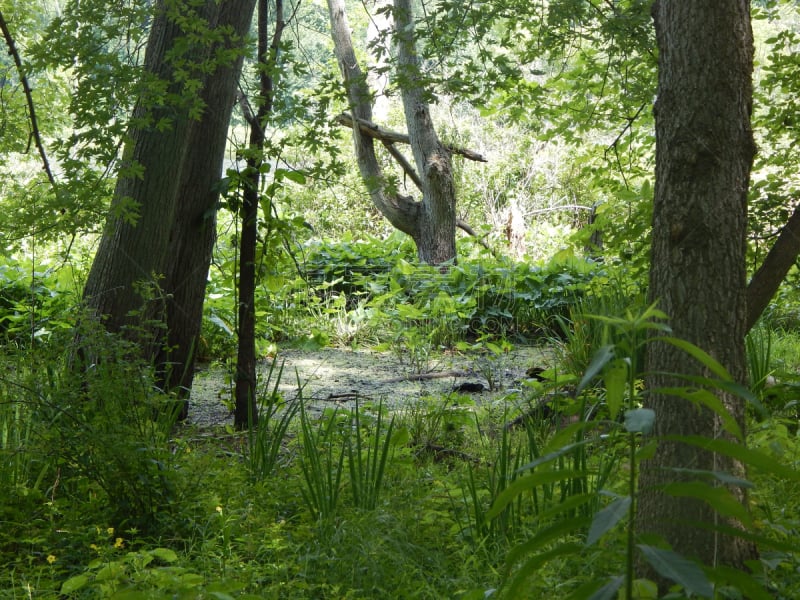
[381,141,423,189]
[0,10,57,190]
[335,112,488,163]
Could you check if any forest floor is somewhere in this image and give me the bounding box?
[187,345,549,427]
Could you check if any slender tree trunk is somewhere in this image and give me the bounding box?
[366,0,392,123]
[233,0,286,430]
[393,0,456,265]
[745,201,800,332]
[637,0,757,582]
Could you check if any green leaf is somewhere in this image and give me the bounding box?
[577,345,615,395]
[586,576,623,600]
[663,481,753,527]
[150,547,178,563]
[564,577,621,600]
[624,408,655,434]
[95,561,125,582]
[624,579,658,599]
[604,359,628,420]
[586,496,631,547]
[653,387,742,441]
[60,574,90,594]
[283,169,306,184]
[708,565,773,600]
[667,467,753,488]
[657,337,732,380]
[487,470,586,519]
[664,435,800,481]
[505,542,584,597]
[637,545,713,598]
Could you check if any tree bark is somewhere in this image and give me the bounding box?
[393,0,456,265]
[157,0,257,418]
[637,0,757,583]
[82,2,193,336]
[327,0,459,265]
[233,0,287,430]
[328,0,420,237]
[334,113,487,162]
[365,0,392,123]
[82,0,256,415]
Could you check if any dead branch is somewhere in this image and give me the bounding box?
[382,141,423,189]
[381,370,470,384]
[335,112,488,163]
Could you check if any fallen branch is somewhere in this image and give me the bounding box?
[381,369,470,384]
[415,441,480,464]
[335,112,488,163]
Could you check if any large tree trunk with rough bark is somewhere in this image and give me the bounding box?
[327,0,457,265]
[82,0,256,415]
[637,0,758,584]
[82,1,193,337]
[157,0,256,418]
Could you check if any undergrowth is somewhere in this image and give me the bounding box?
[2,255,800,598]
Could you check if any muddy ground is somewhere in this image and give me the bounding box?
[187,346,549,427]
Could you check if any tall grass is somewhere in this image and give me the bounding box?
[245,359,299,480]
[347,399,395,510]
[298,402,347,521]
[298,398,398,520]
[0,354,48,494]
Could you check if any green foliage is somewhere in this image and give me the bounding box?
[200,234,599,361]
[361,248,600,363]
[456,414,538,551]
[749,1,800,270]
[297,402,347,521]
[484,305,800,599]
[0,257,78,346]
[4,322,800,597]
[298,398,399,521]
[6,0,800,597]
[13,318,183,529]
[346,399,395,511]
[245,360,300,481]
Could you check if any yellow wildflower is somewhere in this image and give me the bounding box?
[107,527,114,536]
[215,505,223,515]
[114,538,124,549]
[46,555,56,564]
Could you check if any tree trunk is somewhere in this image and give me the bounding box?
[637,0,757,582]
[158,0,257,418]
[366,0,392,123]
[745,201,800,332]
[82,0,256,415]
[327,0,457,265]
[393,0,456,265]
[233,0,286,430]
[82,1,193,337]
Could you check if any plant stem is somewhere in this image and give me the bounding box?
[626,431,636,599]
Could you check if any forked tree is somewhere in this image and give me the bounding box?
[327,0,485,265]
